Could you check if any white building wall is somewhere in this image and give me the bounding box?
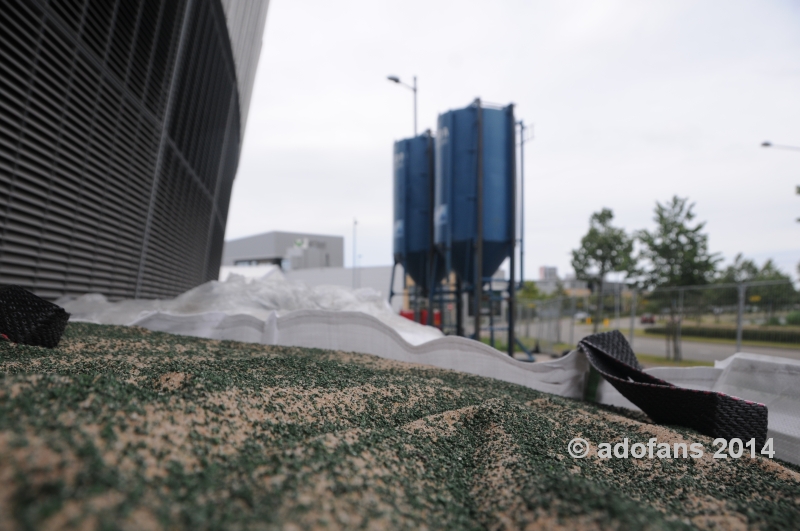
[222,231,345,268]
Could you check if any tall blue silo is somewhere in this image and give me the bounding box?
[434,100,516,287]
[392,131,442,295]
[433,99,518,349]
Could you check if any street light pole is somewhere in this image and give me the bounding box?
[517,121,533,290]
[518,121,524,290]
[387,75,417,136]
[413,76,417,136]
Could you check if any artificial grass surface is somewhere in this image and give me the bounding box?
[1,322,798,530]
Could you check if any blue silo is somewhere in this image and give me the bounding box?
[434,100,516,287]
[392,131,442,294]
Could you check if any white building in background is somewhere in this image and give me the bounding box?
[220,231,404,311]
[535,267,591,297]
[539,266,558,281]
[562,273,591,297]
[536,266,561,295]
[222,231,344,270]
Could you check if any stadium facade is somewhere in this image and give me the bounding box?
[0,0,268,300]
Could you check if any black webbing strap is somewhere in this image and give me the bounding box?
[579,330,768,448]
[0,285,70,348]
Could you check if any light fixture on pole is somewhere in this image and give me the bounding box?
[387,75,417,136]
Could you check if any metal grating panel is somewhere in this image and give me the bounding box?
[0,0,247,300]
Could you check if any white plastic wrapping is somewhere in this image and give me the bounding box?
[60,273,443,346]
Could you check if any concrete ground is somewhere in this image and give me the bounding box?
[625,332,800,363]
[521,320,800,363]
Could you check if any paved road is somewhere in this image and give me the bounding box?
[626,333,800,363]
[534,321,800,363]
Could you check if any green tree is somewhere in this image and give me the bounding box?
[718,254,790,284]
[571,208,635,332]
[637,196,720,288]
[518,281,544,301]
[717,254,759,284]
[637,196,721,360]
[717,255,795,320]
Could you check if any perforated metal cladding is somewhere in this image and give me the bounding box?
[0,0,243,300]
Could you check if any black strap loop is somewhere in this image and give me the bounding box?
[0,285,70,348]
[579,330,768,448]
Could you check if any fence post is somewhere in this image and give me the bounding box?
[569,296,576,347]
[556,297,563,344]
[667,297,675,360]
[675,288,684,361]
[525,305,530,338]
[736,283,746,352]
[537,305,544,348]
[629,288,637,350]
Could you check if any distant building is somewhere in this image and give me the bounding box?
[534,268,593,296]
[536,266,560,295]
[562,273,590,297]
[539,266,558,281]
[221,231,344,271]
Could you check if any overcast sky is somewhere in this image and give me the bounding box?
[226,0,800,282]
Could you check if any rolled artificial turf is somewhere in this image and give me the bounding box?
[1,323,798,530]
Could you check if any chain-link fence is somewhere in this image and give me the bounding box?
[516,280,800,361]
[516,296,590,355]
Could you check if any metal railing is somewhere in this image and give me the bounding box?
[516,280,800,360]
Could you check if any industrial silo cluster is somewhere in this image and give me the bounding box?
[391,99,522,357]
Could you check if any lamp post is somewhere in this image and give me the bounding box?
[387,75,417,136]
[517,121,533,290]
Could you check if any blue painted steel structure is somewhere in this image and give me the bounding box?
[434,101,516,285]
[393,132,436,290]
[433,99,517,352]
[389,131,445,317]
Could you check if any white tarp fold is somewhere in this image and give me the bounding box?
[132,309,590,399]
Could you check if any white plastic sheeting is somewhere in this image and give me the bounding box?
[61,273,443,347]
[218,264,282,282]
[130,310,589,399]
[61,273,799,464]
